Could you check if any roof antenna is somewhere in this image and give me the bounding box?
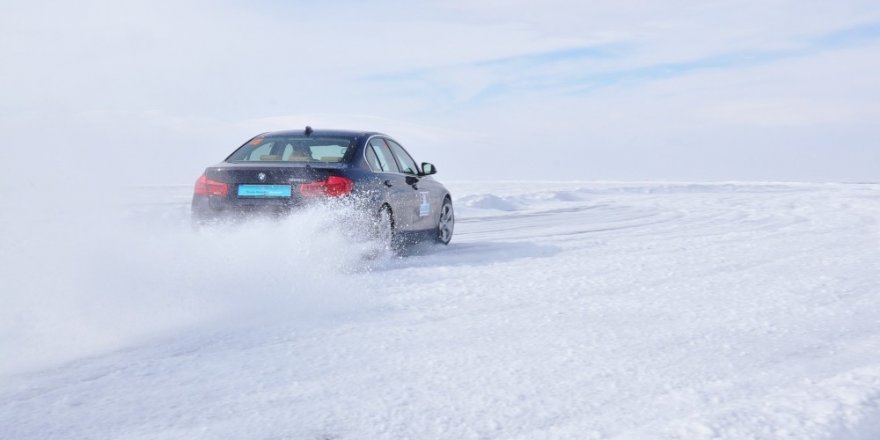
[305,126,313,136]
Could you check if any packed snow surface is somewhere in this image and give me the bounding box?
[2,181,880,439]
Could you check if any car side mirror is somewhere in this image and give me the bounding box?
[420,162,437,176]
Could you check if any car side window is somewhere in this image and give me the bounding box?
[369,138,400,173]
[365,144,382,171]
[386,140,419,175]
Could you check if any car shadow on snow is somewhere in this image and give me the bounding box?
[375,240,561,271]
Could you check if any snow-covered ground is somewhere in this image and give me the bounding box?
[2,181,880,439]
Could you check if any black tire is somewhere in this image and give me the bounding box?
[374,205,395,251]
[436,197,454,244]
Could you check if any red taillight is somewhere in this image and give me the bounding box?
[194,174,228,197]
[300,176,353,198]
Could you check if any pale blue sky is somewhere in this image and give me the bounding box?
[367,20,880,108]
[1,0,879,183]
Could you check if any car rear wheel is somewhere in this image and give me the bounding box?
[437,197,454,244]
[374,205,395,251]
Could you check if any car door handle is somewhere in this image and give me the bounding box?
[383,179,393,187]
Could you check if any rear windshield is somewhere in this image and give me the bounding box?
[226,136,355,163]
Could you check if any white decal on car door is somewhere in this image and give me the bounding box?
[419,192,430,217]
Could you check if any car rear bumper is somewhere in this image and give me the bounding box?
[191,195,307,223]
[190,193,381,223]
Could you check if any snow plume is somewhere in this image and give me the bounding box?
[0,195,375,378]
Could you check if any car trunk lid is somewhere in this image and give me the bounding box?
[206,163,345,205]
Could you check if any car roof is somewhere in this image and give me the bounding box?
[259,129,386,139]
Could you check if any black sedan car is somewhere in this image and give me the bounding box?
[192,127,454,247]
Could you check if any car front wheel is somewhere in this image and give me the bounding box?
[437,197,454,244]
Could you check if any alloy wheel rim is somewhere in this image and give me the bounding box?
[439,203,453,242]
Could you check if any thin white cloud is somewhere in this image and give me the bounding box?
[1,0,878,183]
